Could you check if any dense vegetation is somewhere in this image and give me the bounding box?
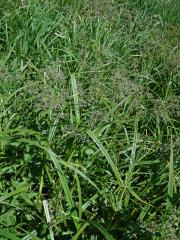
[0,0,179,239]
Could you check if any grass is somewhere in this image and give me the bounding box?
[0,0,179,239]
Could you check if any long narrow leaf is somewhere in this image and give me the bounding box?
[0,229,21,240]
[73,223,89,240]
[89,220,115,240]
[47,149,79,229]
[86,130,124,187]
[70,74,80,125]
[75,173,83,222]
[166,136,174,210]
[0,185,29,204]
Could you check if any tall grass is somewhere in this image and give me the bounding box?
[0,0,179,239]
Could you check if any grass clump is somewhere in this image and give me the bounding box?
[0,0,179,239]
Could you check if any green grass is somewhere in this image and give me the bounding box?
[0,0,179,239]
